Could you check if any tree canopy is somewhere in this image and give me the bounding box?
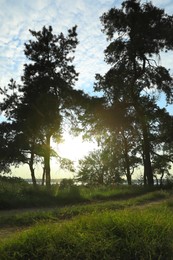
[0,0,173,187]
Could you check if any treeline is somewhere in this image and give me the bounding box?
[1,0,173,188]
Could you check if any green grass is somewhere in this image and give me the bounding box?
[1,177,173,259]
[1,209,173,259]
[0,176,165,210]
[0,189,171,228]
[79,185,156,200]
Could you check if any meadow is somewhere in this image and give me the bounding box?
[1,176,173,259]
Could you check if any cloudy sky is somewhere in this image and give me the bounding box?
[0,0,119,91]
[1,0,173,102]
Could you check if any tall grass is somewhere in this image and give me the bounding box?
[0,209,173,259]
[78,184,157,200]
[1,176,159,210]
[1,189,170,229]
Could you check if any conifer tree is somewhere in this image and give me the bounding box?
[95,0,173,185]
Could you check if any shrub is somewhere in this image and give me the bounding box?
[59,178,75,190]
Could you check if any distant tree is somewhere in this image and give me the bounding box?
[77,132,127,186]
[150,109,173,185]
[77,150,108,186]
[118,128,142,185]
[95,0,173,185]
[152,154,171,186]
[157,111,173,163]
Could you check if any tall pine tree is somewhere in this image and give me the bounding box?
[95,0,173,185]
[18,26,79,188]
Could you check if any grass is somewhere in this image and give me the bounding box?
[0,189,170,228]
[1,176,173,259]
[0,175,165,210]
[1,208,173,259]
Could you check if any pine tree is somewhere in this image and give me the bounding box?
[18,26,79,188]
[95,0,173,185]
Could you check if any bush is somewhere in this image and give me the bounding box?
[59,178,75,190]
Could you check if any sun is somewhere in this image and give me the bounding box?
[57,134,96,161]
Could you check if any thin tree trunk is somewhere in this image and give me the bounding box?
[160,171,165,187]
[141,152,147,185]
[45,134,51,189]
[141,119,153,186]
[122,133,132,185]
[29,150,37,187]
[143,165,147,186]
[153,175,158,186]
[98,167,104,185]
[42,165,46,186]
[126,172,132,185]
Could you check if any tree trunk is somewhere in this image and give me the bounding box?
[141,120,153,186]
[122,133,132,185]
[45,134,51,189]
[126,172,132,185]
[133,99,154,186]
[42,165,46,186]
[154,175,158,186]
[143,166,147,186]
[29,150,37,187]
[160,171,165,187]
[142,154,147,186]
[99,168,104,185]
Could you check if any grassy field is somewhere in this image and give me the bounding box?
[1,177,173,259]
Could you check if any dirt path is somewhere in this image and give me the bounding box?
[0,227,26,240]
[0,207,61,240]
[0,206,59,216]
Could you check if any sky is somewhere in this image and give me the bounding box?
[0,0,119,93]
[1,0,173,179]
[1,0,173,96]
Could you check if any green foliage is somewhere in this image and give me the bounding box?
[0,176,27,185]
[59,159,75,173]
[77,148,124,186]
[59,178,75,190]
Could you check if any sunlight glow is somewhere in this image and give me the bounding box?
[57,134,96,161]
[10,134,96,180]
